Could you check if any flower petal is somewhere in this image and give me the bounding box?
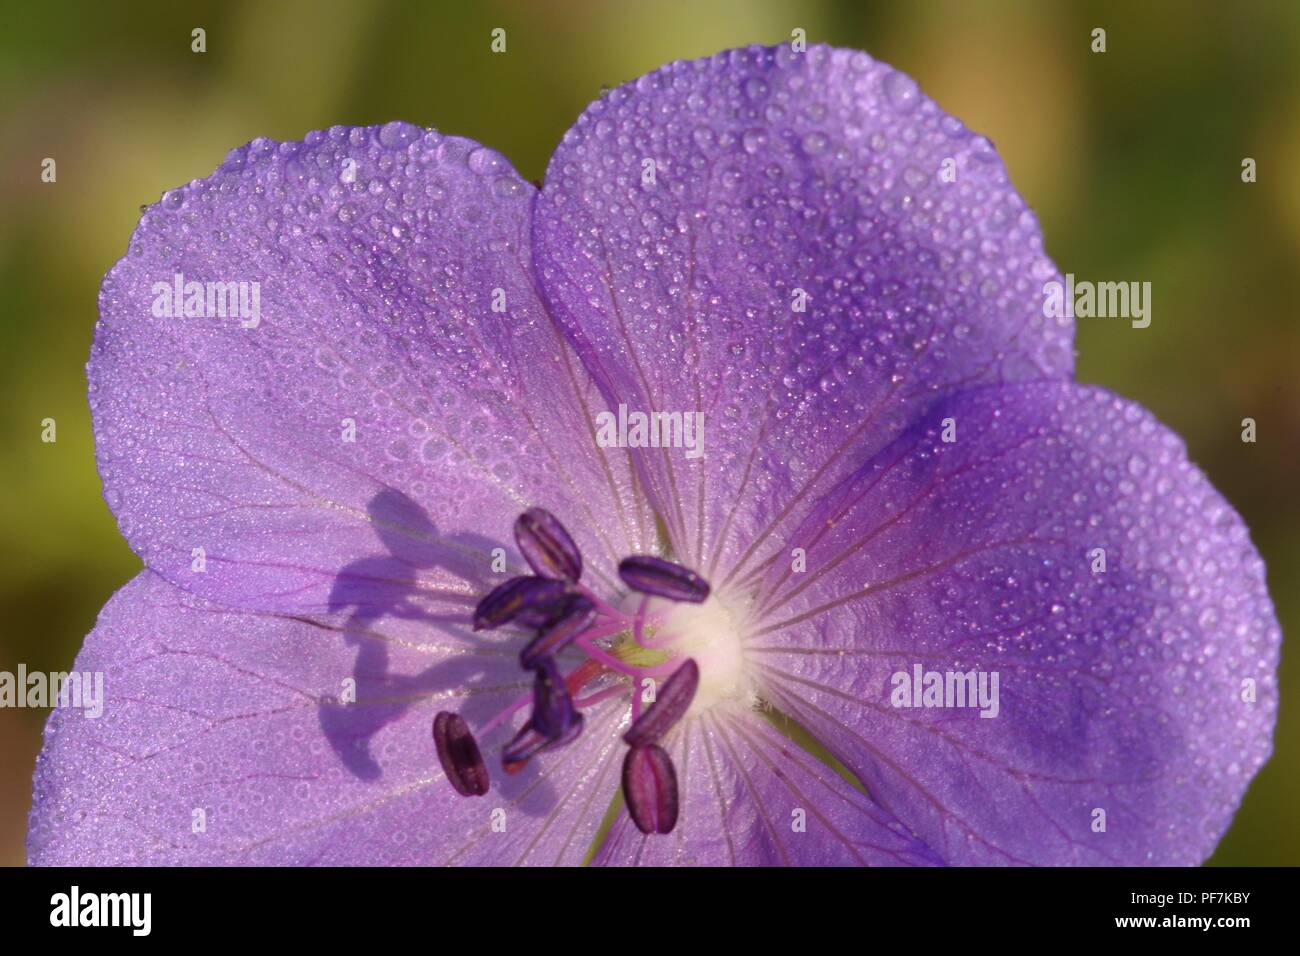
[28,572,625,865]
[534,45,1070,578]
[748,383,1279,865]
[594,711,940,865]
[92,124,652,617]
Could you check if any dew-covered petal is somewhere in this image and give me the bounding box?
[534,45,1071,577]
[28,572,626,866]
[92,124,652,618]
[748,383,1280,865]
[595,711,941,865]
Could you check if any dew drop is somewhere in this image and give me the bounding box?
[884,71,920,111]
[801,131,829,155]
[378,121,420,150]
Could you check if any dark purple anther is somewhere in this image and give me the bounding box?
[515,507,583,582]
[618,555,710,603]
[624,658,699,747]
[519,595,597,670]
[502,723,546,769]
[502,712,585,770]
[550,712,585,750]
[433,711,489,797]
[530,657,576,738]
[472,575,570,631]
[622,744,679,835]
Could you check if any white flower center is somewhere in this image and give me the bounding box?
[659,589,756,715]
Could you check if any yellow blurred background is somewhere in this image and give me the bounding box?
[1,0,1296,865]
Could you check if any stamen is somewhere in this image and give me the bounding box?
[572,684,628,709]
[472,575,570,631]
[502,712,585,771]
[618,555,710,604]
[433,711,489,797]
[530,658,577,738]
[444,507,735,836]
[629,597,651,722]
[515,507,583,582]
[622,744,679,835]
[502,722,548,769]
[624,658,699,747]
[574,584,635,624]
[574,637,680,680]
[519,595,597,670]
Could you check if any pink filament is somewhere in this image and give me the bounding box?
[476,587,678,741]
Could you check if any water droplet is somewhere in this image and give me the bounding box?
[742,128,768,154]
[378,121,419,149]
[801,131,828,155]
[743,77,769,101]
[884,71,920,111]
[468,146,505,176]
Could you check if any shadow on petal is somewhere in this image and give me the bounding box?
[316,488,530,787]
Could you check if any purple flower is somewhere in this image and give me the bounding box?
[29,45,1278,866]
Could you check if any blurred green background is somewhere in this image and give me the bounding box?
[0,0,1296,866]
